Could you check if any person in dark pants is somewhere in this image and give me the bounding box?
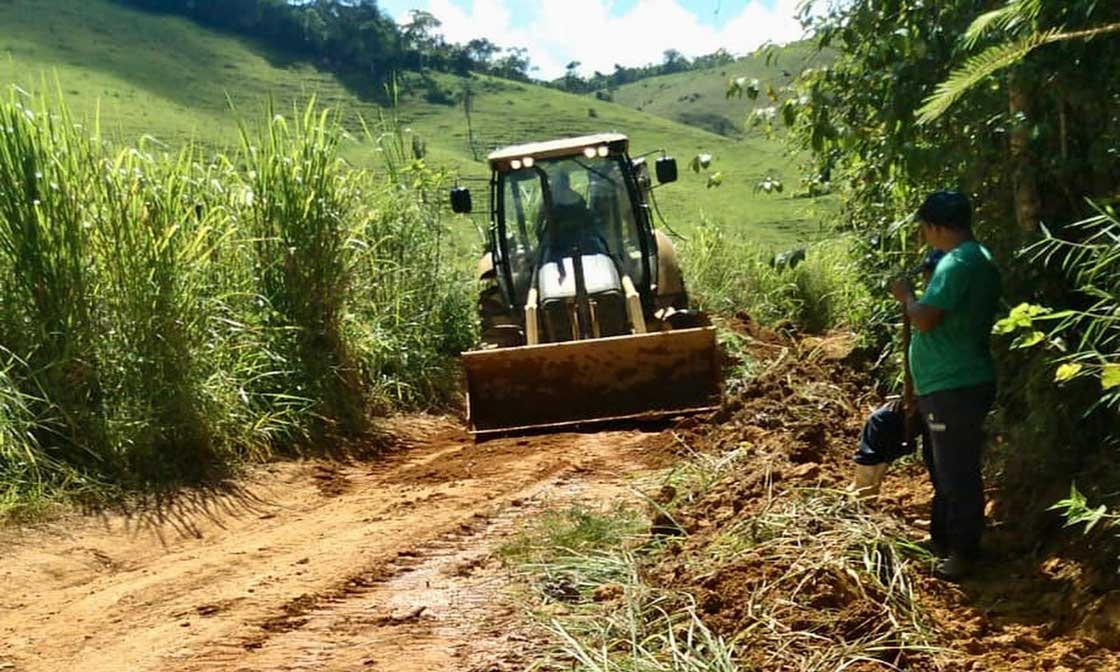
[891,190,1001,581]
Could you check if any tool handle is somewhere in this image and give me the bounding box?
[902,310,916,443]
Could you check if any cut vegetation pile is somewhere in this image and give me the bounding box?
[507,318,1120,671]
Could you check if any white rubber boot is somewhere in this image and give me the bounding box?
[851,463,888,499]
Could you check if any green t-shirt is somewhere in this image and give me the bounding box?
[910,240,1001,396]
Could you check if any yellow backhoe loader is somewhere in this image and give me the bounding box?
[450,133,721,435]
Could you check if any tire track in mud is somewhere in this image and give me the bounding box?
[0,416,668,672]
[194,473,605,672]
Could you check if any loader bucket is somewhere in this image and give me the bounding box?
[463,327,721,435]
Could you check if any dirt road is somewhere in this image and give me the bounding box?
[0,416,668,672]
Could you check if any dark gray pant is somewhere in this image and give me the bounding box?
[918,383,996,558]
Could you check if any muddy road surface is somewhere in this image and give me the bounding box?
[0,416,668,671]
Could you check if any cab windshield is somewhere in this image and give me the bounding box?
[498,156,646,305]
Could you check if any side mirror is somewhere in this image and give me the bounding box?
[450,187,472,214]
[655,157,678,184]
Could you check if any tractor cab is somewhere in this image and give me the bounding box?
[452,133,680,344]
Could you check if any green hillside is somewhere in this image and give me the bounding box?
[611,42,823,138]
[0,0,830,246]
[400,76,836,244]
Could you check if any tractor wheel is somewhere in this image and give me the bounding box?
[654,229,690,310]
[476,253,523,348]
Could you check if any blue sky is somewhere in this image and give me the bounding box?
[376,0,806,79]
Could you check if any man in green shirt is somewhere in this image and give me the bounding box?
[891,190,1001,581]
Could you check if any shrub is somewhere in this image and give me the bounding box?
[682,221,871,333]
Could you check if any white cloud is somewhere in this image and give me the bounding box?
[396,0,809,80]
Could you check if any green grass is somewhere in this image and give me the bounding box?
[499,455,943,669]
[0,90,473,515]
[501,504,647,565]
[682,222,874,333]
[400,72,833,247]
[0,0,829,248]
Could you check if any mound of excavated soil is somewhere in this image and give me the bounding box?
[651,318,1120,671]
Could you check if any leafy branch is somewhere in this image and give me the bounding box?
[991,206,1120,408]
[1049,484,1117,534]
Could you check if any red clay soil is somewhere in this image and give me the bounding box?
[1,317,1118,671]
[0,418,672,672]
[649,315,1120,671]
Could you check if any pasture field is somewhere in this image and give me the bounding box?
[0,0,832,247]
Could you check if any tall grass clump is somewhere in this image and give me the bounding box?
[0,91,473,515]
[0,92,236,490]
[238,103,367,439]
[174,157,295,459]
[0,94,103,473]
[682,221,872,332]
[0,365,59,512]
[350,111,475,406]
[91,143,229,481]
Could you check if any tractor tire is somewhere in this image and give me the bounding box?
[476,253,523,349]
[654,229,689,311]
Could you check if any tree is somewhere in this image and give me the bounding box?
[662,49,689,74]
[919,1,1120,123]
[915,0,1120,232]
[494,46,532,81]
[563,60,584,92]
[118,0,531,88]
[402,10,443,70]
[465,38,500,69]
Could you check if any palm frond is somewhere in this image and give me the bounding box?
[962,0,1042,49]
[923,20,1120,125]
[963,9,1015,49]
[919,31,1055,124]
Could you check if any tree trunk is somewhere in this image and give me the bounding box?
[1009,68,1042,234]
